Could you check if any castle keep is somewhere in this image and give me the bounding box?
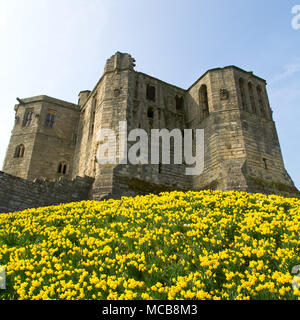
[1,52,299,212]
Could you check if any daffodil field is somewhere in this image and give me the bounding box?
[0,190,299,300]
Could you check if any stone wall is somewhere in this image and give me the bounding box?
[124,71,189,190]
[74,52,192,201]
[0,171,94,213]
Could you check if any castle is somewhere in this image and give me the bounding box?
[0,52,299,212]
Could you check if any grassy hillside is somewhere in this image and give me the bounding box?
[0,190,299,300]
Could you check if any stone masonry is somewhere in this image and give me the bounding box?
[0,171,93,213]
[1,52,299,212]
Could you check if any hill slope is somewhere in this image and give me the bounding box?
[0,190,299,300]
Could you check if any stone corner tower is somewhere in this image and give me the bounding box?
[185,65,299,198]
[72,52,137,199]
[2,95,80,181]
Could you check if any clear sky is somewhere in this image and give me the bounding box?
[0,0,299,189]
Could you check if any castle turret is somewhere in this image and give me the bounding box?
[72,52,136,198]
[78,90,91,107]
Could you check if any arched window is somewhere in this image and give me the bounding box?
[14,144,25,158]
[199,85,209,118]
[239,78,247,110]
[257,86,265,117]
[58,162,67,175]
[248,82,256,114]
[23,108,34,127]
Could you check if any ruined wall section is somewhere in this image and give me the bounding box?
[72,82,105,179]
[112,71,191,197]
[0,171,93,213]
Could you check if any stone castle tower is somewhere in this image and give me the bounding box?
[2,52,299,209]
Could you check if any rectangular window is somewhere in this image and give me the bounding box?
[45,109,56,128]
[23,108,34,127]
[146,84,156,101]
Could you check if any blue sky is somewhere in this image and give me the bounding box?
[0,0,299,189]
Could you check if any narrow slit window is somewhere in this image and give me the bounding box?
[147,107,154,119]
[263,158,268,170]
[58,162,67,175]
[248,82,256,114]
[199,85,209,118]
[89,96,97,137]
[239,79,247,110]
[158,163,162,174]
[90,110,96,136]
